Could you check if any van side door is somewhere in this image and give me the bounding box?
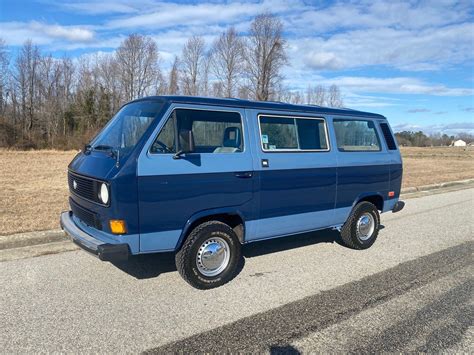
[137,104,255,253]
[246,109,338,241]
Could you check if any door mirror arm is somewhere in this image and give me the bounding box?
[173,150,186,160]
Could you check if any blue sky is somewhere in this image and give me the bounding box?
[1,0,473,134]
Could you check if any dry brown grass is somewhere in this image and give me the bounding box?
[0,150,77,236]
[400,146,474,188]
[1,147,473,236]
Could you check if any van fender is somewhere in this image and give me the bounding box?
[350,191,385,211]
[176,207,247,250]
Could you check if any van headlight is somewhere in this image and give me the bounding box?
[99,183,109,204]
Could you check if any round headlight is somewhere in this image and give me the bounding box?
[99,183,109,204]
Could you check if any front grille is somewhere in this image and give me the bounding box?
[70,198,102,230]
[68,171,107,205]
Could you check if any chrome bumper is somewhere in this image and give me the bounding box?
[60,211,129,262]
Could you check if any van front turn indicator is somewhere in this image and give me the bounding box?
[109,220,127,234]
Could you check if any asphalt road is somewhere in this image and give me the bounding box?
[1,188,473,353]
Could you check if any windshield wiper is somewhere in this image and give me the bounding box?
[93,144,119,160]
[93,144,115,151]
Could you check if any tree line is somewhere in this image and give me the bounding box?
[395,131,473,147]
[0,13,344,150]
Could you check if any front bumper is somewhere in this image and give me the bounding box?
[60,211,129,262]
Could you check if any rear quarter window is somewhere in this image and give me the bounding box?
[379,122,398,150]
[333,119,381,152]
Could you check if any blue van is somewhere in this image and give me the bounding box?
[60,96,404,289]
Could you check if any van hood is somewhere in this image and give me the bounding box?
[68,151,120,180]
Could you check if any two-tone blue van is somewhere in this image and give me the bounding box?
[60,96,404,289]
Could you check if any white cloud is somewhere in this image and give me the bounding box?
[342,92,401,108]
[292,22,474,71]
[1,0,473,103]
[304,52,343,70]
[286,0,471,34]
[51,0,142,15]
[319,76,474,96]
[104,0,291,30]
[30,21,94,42]
[0,21,94,45]
[407,108,431,113]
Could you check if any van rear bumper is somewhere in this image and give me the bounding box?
[60,211,129,262]
[392,200,405,213]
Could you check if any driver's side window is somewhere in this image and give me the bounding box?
[151,116,175,153]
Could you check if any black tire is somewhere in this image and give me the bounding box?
[175,221,242,289]
[340,201,380,250]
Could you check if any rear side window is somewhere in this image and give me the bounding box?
[151,108,243,154]
[379,123,397,150]
[259,115,329,151]
[333,119,381,152]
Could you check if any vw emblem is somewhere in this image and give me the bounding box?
[73,180,77,190]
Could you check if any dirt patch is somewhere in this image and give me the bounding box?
[0,147,473,236]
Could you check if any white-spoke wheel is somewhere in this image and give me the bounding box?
[196,237,230,277]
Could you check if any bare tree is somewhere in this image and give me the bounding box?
[59,57,75,135]
[37,54,62,143]
[15,40,41,134]
[212,81,224,97]
[328,84,343,108]
[116,34,161,101]
[210,27,244,98]
[244,13,287,101]
[0,38,9,115]
[306,84,326,106]
[167,55,180,95]
[201,51,212,96]
[97,53,122,112]
[181,35,206,96]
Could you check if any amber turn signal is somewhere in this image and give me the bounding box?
[388,191,395,198]
[109,220,127,234]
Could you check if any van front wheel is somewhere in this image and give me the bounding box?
[175,221,242,289]
[340,201,380,250]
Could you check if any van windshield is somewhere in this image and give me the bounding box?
[91,101,164,156]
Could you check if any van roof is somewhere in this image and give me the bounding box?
[131,95,387,120]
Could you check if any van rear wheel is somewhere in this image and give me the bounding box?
[175,221,242,289]
[340,201,380,250]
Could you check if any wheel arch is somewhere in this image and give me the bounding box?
[176,207,246,250]
[353,192,385,211]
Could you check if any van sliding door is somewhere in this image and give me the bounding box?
[246,110,338,241]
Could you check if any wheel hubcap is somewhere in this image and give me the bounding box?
[196,237,230,277]
[357,212,375,241]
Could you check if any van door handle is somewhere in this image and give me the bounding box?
[234,171,253,178]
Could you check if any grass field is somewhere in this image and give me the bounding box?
[0,147,473,236]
